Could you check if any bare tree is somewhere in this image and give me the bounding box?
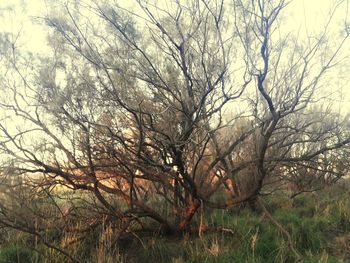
[0,0,349,255]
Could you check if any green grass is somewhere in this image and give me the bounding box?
[0,181,349,262]
[123,183,350,263]
[0,245,34,263]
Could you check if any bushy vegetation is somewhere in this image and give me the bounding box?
[0,181,349,262]
[0,1,349,262]
[1,0,350,239]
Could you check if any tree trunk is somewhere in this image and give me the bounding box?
[178,199,201,231]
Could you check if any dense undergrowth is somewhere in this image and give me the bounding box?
[1,180,349,263]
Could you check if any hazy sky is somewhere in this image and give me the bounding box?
[0,0,348,52]
[0,0,349,109]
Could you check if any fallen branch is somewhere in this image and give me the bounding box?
[257,197,302,262]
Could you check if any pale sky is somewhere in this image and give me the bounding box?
[0,0,348,53]
[0,0,349,110]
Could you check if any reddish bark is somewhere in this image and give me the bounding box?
[178,199,201,231]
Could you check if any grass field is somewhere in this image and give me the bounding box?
[0,180,349,263]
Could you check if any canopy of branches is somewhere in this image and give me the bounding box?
[0,0,349,242]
